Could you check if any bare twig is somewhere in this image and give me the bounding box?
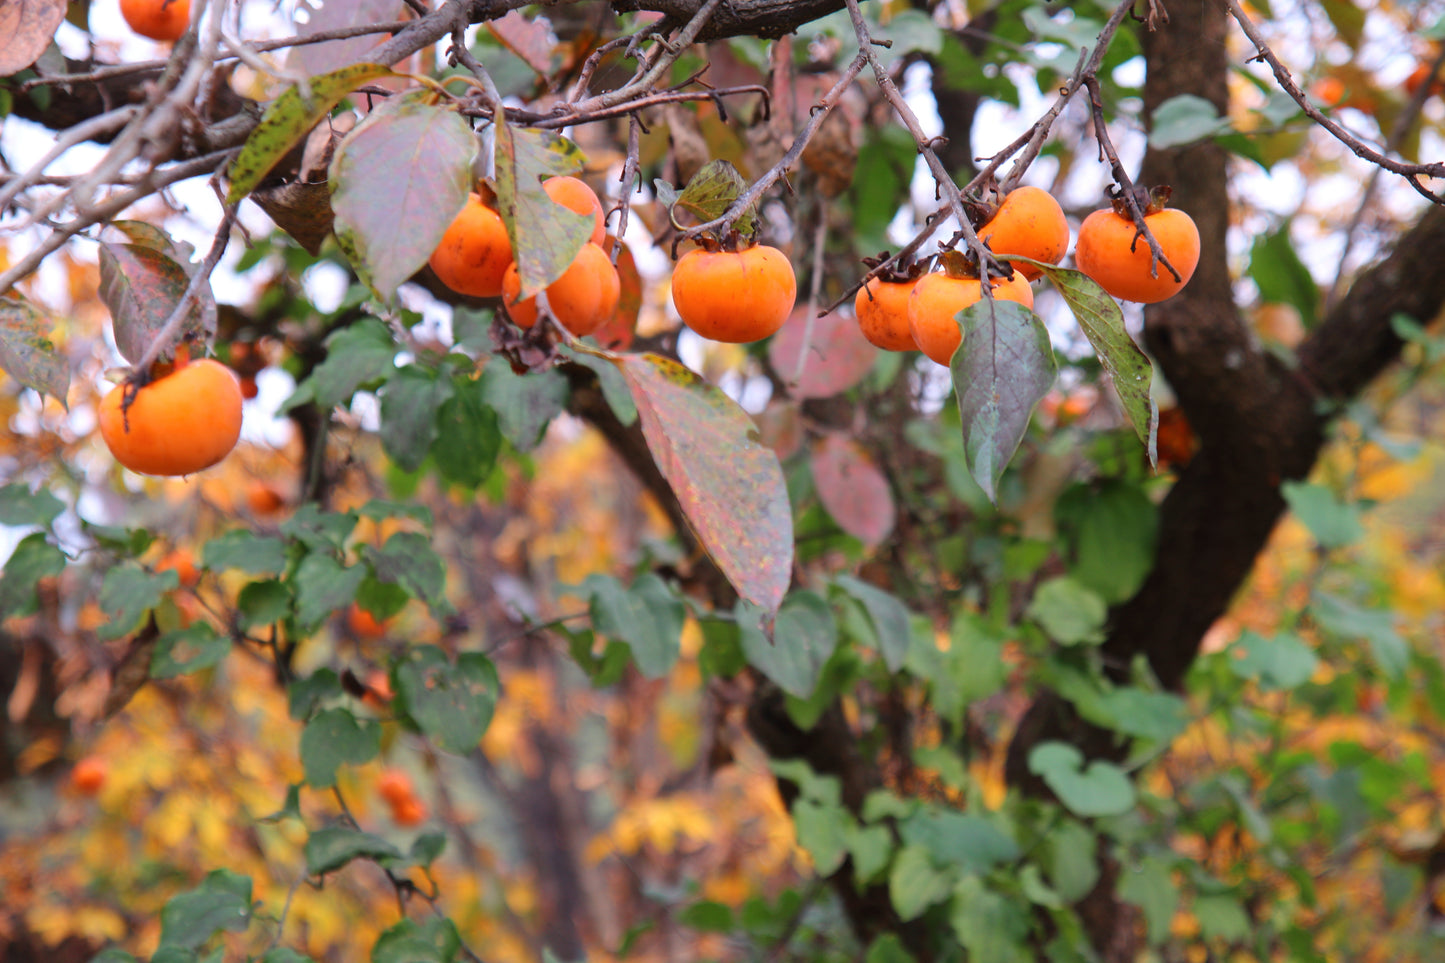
[1224,0,1445,204]
[1084,75,1182,282]
[790,208,829,385]
[132,203,239,372]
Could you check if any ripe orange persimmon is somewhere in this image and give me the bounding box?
[671,243,797,344]
[1074,192,1200,304]
[543,176,607,247]
[854,278,919,352]
[391,796,428,826]
[502,242,620,337]
[99,355,243,477]
[120,0,189,41]
[245,480,288,517]
[347,603,389,639]
[378,770,414,806]
[976,186,1069,280]
[907,271,1034,366]
[429,193,513,298]
[71,756,107,796]
[1406,62,1445,99]
[157,547,199,588]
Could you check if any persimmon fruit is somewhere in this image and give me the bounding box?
[1074,193,1200,304]
[502,242,620,337]
[543,176,607,247]
[976,186,1069,280]
[158,548,199,588]
[429,193,513,298]
[347,603,389,639]
[71,756,107,796]
[907,271,1035,367]
[245,480,288,517]
[671,243,797,344]
[99,354,243,477]
[120,0,189,41]
[854,278,919,352]
[391,796,428,826]
[377,770,414,806]
[1406,62,1445,99]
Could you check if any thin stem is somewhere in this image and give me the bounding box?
[1224,0,1444,204]
[790,208,829,385]
[133,204,239,372]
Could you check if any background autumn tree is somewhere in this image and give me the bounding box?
[3,0,1445,961]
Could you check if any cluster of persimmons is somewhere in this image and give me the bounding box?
[856,186,1200,365]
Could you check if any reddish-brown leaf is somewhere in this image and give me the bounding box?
[0,295,70,407]
[98,243,215,363]
[593,241,640,351]
[287,0,403,75]
[0,0,66,76]
[616,353,793,613]
[486,10,557,77]
[768,308,877,399]
[810,434,895,547]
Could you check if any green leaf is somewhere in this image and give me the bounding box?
[0,296,69,406]
[1230,629,1319,690]
[833,575,910,672]
[793,798,852,876]
[492,122,591,298]
[288,669,343,721]
[260,950,313,963]
[329,92,477,300]
[158,869,252,950]
[481,362,570,450]
[200,531,287,575]
[238,580,292,630]
[1055,479,1158,604]
[0,483,64,527]
[292,554,367,630]
[1026,576,1107,646]
[560,346,635,425]
[1095,687,1188,743]
[1310,591,1407,678]
[679,900,734,933]
[395,645,499,753]
[769,758,843,806]
[300,707,381,787]
[371,917,461,963]
[1281,481,1362,549]
[291,319,397,412]
[1195,893,1251,942]
[582,573,685,678]
[98,243,215,365]
[864,934,917,963]
[82,523,153,556]
[899,810,1019,875]
[1149,94,1232,149]
[305,826,404,876]
[0,532,66,617]
[1118,855,1178,945]
[618,353,793,612]
[1247,224,1319,324]
[950,300,1057,503]
[889,844,954,922]
[409,831,447,867]
[364,531,449,612]
[380,365,453,472]
[98,564,178,640]
[672,159,756,236]
[280,504,360,552]
[1032,263,1156,455]
[1027,742,1136,817]
[151,624,231,678]
[433,374,501,488]
[948,876,1031,963]
[740,592,838,698]
[1039,819,1098,902]
[1318,0,1365,49]
[847,823,895,884]
[227,63,396,204]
